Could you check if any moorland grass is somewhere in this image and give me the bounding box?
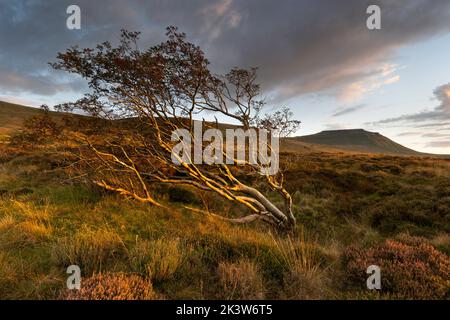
[0,145,449,299]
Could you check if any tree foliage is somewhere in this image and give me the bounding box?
[47,27,300,231]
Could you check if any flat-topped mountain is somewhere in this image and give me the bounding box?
[292,129,424,156]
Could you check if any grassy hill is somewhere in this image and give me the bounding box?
[0,101,43,135]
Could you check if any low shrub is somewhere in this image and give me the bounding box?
[342,235,450,299]
[60,272,157,300]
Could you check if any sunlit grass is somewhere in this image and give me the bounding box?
[0,143,448,299]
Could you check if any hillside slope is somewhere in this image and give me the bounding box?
[0,101,44,135]
[1,101,448,157]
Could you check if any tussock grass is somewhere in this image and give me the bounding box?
[0,200,52,248]
[129,238,191,283]
[217,259,265,300]
[272,230,321,275]
[270,229,331,299]
[51,227,126,275]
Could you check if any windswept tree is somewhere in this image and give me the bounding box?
[50,27,300,231]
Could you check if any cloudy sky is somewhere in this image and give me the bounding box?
[1,0,450,153]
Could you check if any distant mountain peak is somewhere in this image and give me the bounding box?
[295,128,422,155]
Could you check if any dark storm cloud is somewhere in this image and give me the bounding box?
[373,82,450,125]
[1,0,450,102]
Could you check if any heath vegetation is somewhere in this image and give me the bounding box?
[0,27,448,300]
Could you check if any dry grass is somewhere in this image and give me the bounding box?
[217,259,265,300]
[129,238,190,283]
[0,251,18,291]
[271,229,330,299]
[431,233,450,247]
[52,227,126,275]
[0,200,52,248]
[272,229,321,275]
